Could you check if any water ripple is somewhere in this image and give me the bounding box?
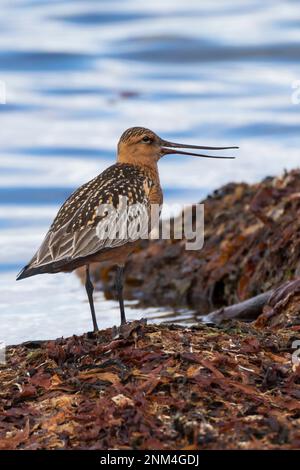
[0,51,95,71]
[0,0,300,342]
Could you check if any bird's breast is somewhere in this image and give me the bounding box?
[148,183,163,206]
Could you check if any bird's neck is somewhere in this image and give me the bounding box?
[117,158,162,204]
[117,154,160,181]
[141,162,160,182]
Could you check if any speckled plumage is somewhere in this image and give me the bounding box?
[18,163,157,277]
[51,163,153,232]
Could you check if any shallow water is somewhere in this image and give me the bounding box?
[0,0,300,344]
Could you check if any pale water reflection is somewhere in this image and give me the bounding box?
[0,0,300,344]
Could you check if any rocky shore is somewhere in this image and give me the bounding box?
[1,316,300,450]
[1,169,300,450]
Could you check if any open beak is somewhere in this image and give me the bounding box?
[160,139,238,159]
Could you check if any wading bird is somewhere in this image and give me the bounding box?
[17,127,237,331]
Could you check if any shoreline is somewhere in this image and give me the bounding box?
[1,318,300,450]
[2,168,300,450]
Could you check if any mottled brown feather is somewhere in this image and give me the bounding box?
[18,163,157,277]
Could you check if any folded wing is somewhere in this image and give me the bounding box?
[17,164,154,278]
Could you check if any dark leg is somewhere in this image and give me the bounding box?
[85,265,99,332]
[115,265,126,325]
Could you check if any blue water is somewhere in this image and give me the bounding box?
[0,0,300,344]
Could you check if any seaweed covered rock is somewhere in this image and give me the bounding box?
[88,169,300,313]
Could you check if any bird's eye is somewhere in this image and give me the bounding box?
[142,136,151,143]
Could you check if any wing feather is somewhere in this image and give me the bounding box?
[26,163,154,272]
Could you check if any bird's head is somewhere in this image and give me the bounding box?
[117,126,238,167]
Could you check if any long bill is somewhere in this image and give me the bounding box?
[161,140,238,159]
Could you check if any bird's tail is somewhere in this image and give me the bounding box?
[16,265,45,280]
[16,257,78,280]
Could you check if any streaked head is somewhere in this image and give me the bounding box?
[117,126,238,166]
